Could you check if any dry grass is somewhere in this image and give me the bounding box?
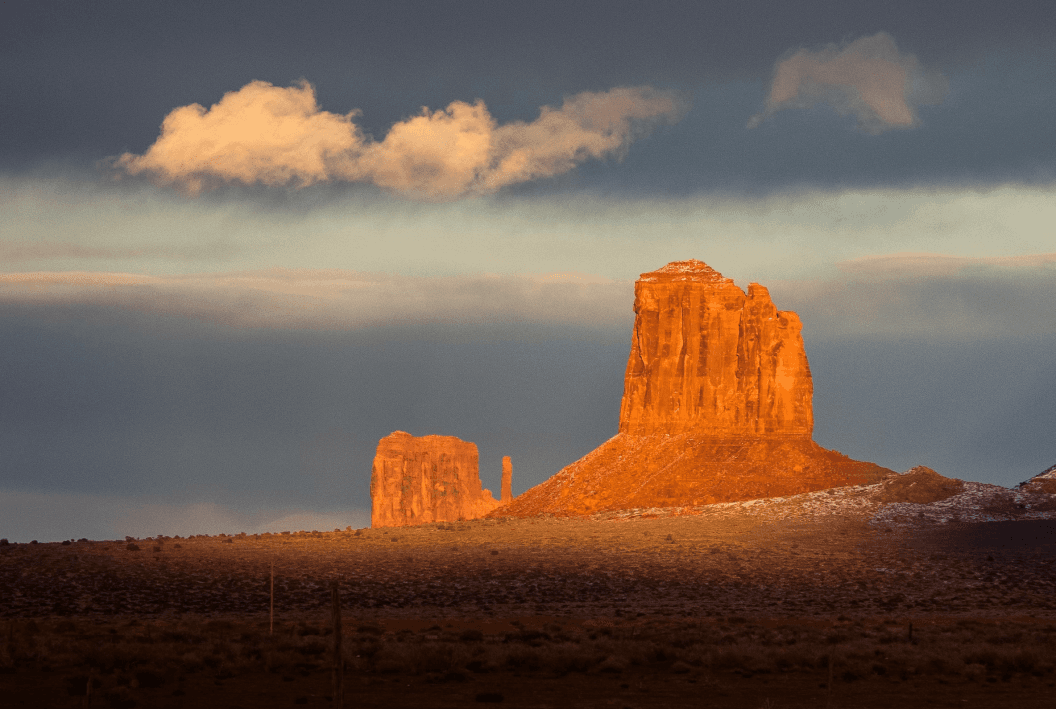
[5,615,1055,688]
[2,515,1054,705]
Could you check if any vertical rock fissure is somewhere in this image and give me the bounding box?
[675,299,689,412]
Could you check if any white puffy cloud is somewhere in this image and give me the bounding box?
[748,32,948,133]
[115,81,686,199]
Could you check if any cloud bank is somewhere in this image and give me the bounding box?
[0,269,633,331]
[3,255,1054,341]
[772,253,1056,340]
[114,81,686,199]
[749,32,948,133]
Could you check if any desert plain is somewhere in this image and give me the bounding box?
[2,482,1056,709]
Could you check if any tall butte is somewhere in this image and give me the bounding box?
[499,259,891,516]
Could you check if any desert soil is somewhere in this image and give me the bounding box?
[2,510,1055,707]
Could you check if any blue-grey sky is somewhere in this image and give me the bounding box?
[1,1,1054,541]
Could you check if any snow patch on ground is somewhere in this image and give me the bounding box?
[590,478,1056,528]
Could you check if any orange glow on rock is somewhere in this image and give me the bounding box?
[498,260,891,517]
[501,456,513,504]
[619,260,813,437]
[370,432,502,528]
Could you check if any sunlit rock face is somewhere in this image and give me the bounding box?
[501,456,513,504]
[497,260,891,517]
[371,431,501,528]
[619,260,813,436]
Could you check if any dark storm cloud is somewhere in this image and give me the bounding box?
[809,336,1056,487]
[778,255,1056,485]
[602,53,1055,195]
[2,1,1054,190]
[0,305,629,513]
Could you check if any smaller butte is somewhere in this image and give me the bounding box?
[370,431,505,528]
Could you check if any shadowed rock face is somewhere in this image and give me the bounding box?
[371,431,501,527]
[499,260,891,517]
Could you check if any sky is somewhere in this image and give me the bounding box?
[2,1,1054,542]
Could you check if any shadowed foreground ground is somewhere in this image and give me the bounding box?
[2,512,1055,707]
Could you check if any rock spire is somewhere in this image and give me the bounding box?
[501,456,513,503]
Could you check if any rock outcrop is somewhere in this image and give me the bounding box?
[877,466,964,504]
[501,456,513,504]
[497,260,892,517]
[1019,464,1056,495]
[371,431,501,527]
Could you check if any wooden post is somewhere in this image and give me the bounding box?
[331,581,343,709]
[270,562,275,636]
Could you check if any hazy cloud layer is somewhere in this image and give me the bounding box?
[749,32,948,133]
[3,255,1054,340]
[114,81,686,199]
[0,489,369,542]
[836,252,1056,278]
[8,178,1055,281]
[772,253,1056,339]
[0,270,632,330]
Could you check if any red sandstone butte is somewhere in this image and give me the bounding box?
[498,260,891,517]
[619,260,812,436]
[371,431,501,527]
